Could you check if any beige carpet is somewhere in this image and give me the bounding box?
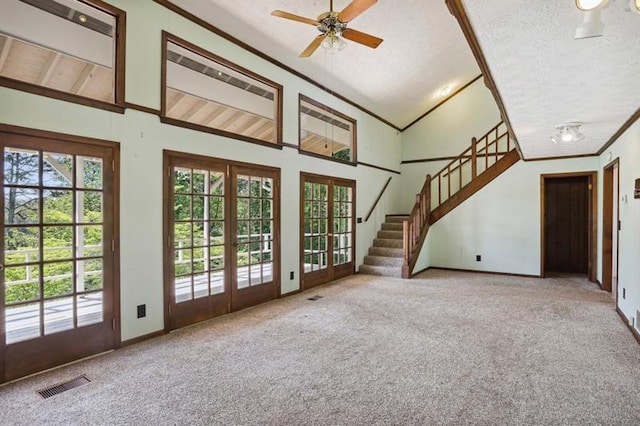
[1,269,639,425]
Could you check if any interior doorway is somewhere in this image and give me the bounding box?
[541,172,597,281]
[602,159,620,297]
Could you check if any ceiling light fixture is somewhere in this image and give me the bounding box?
[78,14,87,23]
[576,0,606,11]
[575,8,605,38]
[439,85,452,97]
[633,0,640,13]
[551,122,585,144]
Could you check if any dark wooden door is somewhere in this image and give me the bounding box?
[1,130,118,383]
[544,176,589,273]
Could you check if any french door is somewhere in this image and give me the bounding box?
[164,151,279,331]
[0,126,119,383]
[300,173,355,290]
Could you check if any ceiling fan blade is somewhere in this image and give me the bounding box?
[271,10,319,26]
[300,34,326,57]
[341,28,383,49]
[338,0,377,23]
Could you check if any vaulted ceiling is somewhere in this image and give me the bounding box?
[167,0,640,160]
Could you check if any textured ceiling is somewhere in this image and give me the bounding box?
[168,0,481,129]
[463,0,640,159]
[166,0,639,159]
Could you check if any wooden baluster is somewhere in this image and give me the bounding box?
[458,159,462,191]
[403,220,409,263]
[495,127,499,162]
[438,175,442,206]
[485,136,488,171]
[471,137,477,179]
[447,166,451,200]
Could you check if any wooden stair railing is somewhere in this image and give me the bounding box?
[402,121,520,278]
[432,121,510,211]
[401,174,431,278]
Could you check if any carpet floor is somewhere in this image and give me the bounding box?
[1,269,639,425]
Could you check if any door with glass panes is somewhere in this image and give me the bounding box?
[1,129,118,384]
[164,152,279,331]
[301,173,355,289]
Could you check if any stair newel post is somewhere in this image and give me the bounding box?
[471,137,477,179]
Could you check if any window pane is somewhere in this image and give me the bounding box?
[5,188,39,225]
[77,292,102,327]
[6,302,41,344]
[4,265,40,304]
[165,40,279,144]
[0,1,117,103]
[43,153,73,188]
[299,96,355,162]
[78,157,103,189]
[4,148,39,186]
[44,297,74,335]
[43,189,73,223]
[5,226,40,264]
[43,226,73,260]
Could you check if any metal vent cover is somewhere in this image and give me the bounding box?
[307,295,324,301]
[37,375,91,399]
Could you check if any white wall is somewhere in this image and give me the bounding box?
[425,157,599,275]
[0,0,401,341]
[597,119,640,328]
[399,78,501,213]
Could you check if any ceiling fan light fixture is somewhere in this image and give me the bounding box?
[576,0,606,11]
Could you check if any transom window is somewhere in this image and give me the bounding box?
[299,94,356,164]
[0,0,125,110]
[162,32,283,147]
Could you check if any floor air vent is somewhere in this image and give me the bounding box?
[307,295,324,301]
[37,375,91,399]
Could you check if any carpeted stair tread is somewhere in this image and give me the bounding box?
[381,222,403,231]
[377,230,403,239]
[385,215,409,223]
[373,238,403,248]
[358,264,402,277]
[363,255,404,267]
[368,246,403,257]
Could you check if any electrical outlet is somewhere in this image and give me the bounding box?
[357,217,363,224]
[290,271,294,280]
[137,304,146,319]
[476,255,481,262]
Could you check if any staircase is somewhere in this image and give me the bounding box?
[359,216,408,277]
[359,121,521,278]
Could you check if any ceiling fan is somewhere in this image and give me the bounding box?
[271,0,383,57]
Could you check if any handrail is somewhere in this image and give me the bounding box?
[402,174,431,278]
[365,176,392,222]
[399,121,515,278]
[431,121,510,210]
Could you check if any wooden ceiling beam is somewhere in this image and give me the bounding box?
[181,99,207,122]
[71,63,97,95]
[36,52,61,86]
[0,37,14,72]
